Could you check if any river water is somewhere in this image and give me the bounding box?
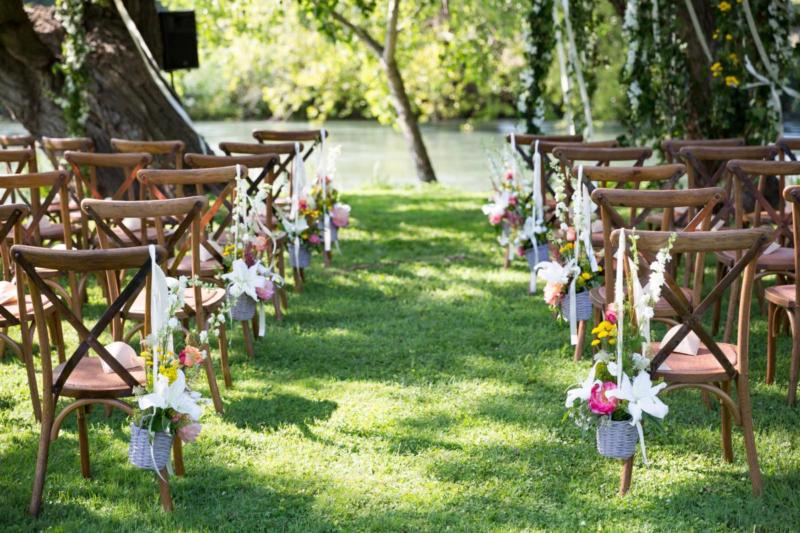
[1,118,798,192]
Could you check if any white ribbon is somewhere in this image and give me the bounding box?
[291,142,305,266]
[635,419,648,465]
[148,244,173,379]
[258,300,266,337]
[683,0,712,63]
[560,0,594,138]
[580,179,598,272]
[565,260,581,345]
[614,229,625,385]
[552,1,576,134]
[318,128,332,253]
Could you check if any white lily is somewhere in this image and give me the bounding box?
[607,371,668,424]
[221,259,262,300]
[522,216,547,241]
[481,190,511,218]
[280,216,309,238]
[565,363,599,408]
[138,370,203,422]
[535,260,570,285]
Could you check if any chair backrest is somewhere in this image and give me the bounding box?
[776,136,800,161]
[13,244,166,400]
[728,160,800,246]
[0,204,30,329]
[611,227,771,381]
[0,148,37,176]
[593,186,725,304]
[661,138,744,163]
[64,151,153,201]
[0,134,36,151]
[554,146,652,197]
[783,185,800,308]
[41,136,94,170]
[138,166,244,262]
[0,171,73,246]
[111,139,185,169]
[252,129,323,172]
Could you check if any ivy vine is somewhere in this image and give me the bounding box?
[519,0,555,134]
[53,0,91,136]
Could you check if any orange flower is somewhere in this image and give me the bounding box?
[179,346,204,367]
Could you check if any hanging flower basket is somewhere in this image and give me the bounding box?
[524,243,549,269]
[596,418,638,460]
[288,245,311,269]
[328,224,339,243]
[229,289,256,321]
[561,289,592,322]
[128,423,173,470]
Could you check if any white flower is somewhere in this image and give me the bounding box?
[631,352,650,371]
[565,363,599,408]
[593,349,611,363]
[138,370,203,421]
[221,259,262,300]
[535,261,570,285]
[607,371,669,425]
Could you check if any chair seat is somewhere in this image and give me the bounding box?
[93,226,173,248]
[590,286,694,317]
[765,284,798,308]
[175,254,223,277]
[54,357,146,398]
[38,219,80,240]
[0,292,56,327]
[125,287,226,319]
[717,247,795,272]
[650,342,739,383]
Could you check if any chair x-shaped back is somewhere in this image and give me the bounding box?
[661,138,744,164]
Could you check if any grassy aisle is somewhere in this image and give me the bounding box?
[1,187,799,531]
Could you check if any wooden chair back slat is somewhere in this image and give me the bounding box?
[111,139,185,169]
[41,136,94,170]
[661,138,745,163]
[776,136,800,161]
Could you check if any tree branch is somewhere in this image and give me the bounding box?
[329,9,384,58]
[384,0,401,61]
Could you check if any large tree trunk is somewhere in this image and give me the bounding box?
[382,58,437,183]
[0,0,208,156]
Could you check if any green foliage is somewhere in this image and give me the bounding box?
[52,0,91,136]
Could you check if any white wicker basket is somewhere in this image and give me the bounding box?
[288,245,311,268]
[229,289,256,321]
[128,423,173,470]
[560,289,592,321]
[524,243,549,269]
[596,419,638,459]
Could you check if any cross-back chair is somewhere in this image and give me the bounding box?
[661,138,745,164]
[0,204,42,420]
[610,227,771,496]
[41,136,94,170]
[553,146,652,198]
[13,244,179,516]
[0,134,36,152]
[137,165,259,359]
[765,185,800,404]
[0,171,80,315]
[776,136,800,162]
[0,147,37,176]
[253,130,323,199]
[184,152,287,315]
[82,197,228,406]
[111,138,185,169]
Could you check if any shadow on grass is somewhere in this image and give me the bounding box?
[225,392,337,432]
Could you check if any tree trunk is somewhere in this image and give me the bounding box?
[0,0,208,157]
[382,58,437,183]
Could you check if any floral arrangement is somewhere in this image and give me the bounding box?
[565,230,676,462]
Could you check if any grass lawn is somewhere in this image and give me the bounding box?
[1,186,800,531]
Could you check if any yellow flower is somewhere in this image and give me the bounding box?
[712,29,720,40]
[725,33,733,41]
[718,1,732,12]
[728,52,739,64]
[581,272,592,280]
[160,365,178,383]
[609,339,616,346]
[591,339,601,347]
[725,75,740,88]
[710,62,723,77]
[598,331,608,339]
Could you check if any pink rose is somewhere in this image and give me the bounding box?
[508,195,518,206]
[566,227,577,242]
[588,382,618,415]
[605,308,617,325]
[489,213,502,225]
[177,423,202,444]
[309,233,321,245]
[256,279,275,301]
[505,171,514,181]
[253,235,269,253]
[331,203,350,228]
[544,282,563,306]
[516,247,525,258]
[298,198,308,211]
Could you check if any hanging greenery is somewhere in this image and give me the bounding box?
[519,0,555,134]
[53,0,91,136]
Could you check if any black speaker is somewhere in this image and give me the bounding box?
[158,11,199,72]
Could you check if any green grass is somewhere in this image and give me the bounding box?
[2,186,800,531]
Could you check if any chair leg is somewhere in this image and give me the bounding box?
[766,303,778,385]
[77,406,91,478]
[787,310,799,406]
[172,438,185,477]
[712,262,724,335]
[720,381,733,463]
[217,323,233,389]
[293,267,303,293]
[158,468,173,512]
[723,277,740,344]
[573,320,586,362]
[202,351,224,414]
[277,252,288,311]
[46,312,66,364]
[20,325,41,422]
[299,268,306,282]
[736,376,763,496]
[273,287,283,321]
[241,320,255,360]
[28,398,54,517]
[619,457,633,496]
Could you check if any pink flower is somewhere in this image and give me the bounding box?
[256,279,275,301]
[508,195,518,206]
[253,235,269,253]
[566,227,577,242]
[605,308,617,325]
[544,282,563,306]
[298,198,308,211]
[331,203,350,228]
[505,171,514,181]
[489,213,503,225]
[177,423,202,443]
[588,382,618,415]
[516,247,525,258]
[309,233,321,245]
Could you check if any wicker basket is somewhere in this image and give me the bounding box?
[329,224,339,243]
[288,245,311,268]
[229,289,256,321]
[128,423,173,470]
[524,243,549,269]
[596,419,638,459]
[560,289,592,321]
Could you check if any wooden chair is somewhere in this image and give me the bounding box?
[0,204,42,420]
[765,185,800,404]
[775,136,800,162]
[661,138,745,164]
[0,134,36,152]
[611,227,771,496]
[0,147,37,175]
[137,166,258,359]
[111,139,185,169]
[252,129,322,165]
[219,141,298,183]
[13,244,178,516]
[184,152,288,314]
[82,197,227,406]
[0,171,80,316]
[41,136,94,170]
[553,146,652,198]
